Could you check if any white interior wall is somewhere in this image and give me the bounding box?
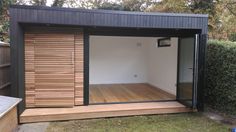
[90,36,149,84]
[147,38,178,95]
[89,36,178,95]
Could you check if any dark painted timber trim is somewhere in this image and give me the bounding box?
[10,5,208,18]
[87,27,201,37]
[193,34,199,109]
[192,35,197,108]
[10,5,208,34]
[83,28,90,106]
[10,12,25,119]
[197,34,207,111]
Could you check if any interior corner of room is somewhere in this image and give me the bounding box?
[89,36,194,105]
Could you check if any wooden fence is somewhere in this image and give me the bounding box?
[0,43,10,95]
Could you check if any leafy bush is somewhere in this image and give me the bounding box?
[229,32,236,42]
[205,40,236,115]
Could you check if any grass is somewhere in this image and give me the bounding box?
[46,113,230,132]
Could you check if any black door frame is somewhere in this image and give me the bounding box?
[83,27,201,106]
[176,35,199,108]
[83,29,90,105]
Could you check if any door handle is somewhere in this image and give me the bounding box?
[188,68,193,70]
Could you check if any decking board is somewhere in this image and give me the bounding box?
[20,101,192,123]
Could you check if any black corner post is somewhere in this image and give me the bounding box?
[17,25,26,115]
[10,8,25,115]
[83,28,89,105]
[197,34,207,111]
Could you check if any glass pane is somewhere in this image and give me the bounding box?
[178,37,194,106]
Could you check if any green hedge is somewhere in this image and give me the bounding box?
[206,40,236,114]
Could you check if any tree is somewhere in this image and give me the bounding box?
[189,0,219,38]
[51,0,65,7]
[0,0,16,42]
[70,0,152,11]
[97,2,124,10]
[147,0,190,13]
[72,0,123,10]
[122,0,153,11]
[218,0,236,40]
[0,0,28,42]
[225,0,236,16]
[30,0,47,6]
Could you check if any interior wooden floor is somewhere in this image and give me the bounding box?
[89,83,176,104]
[20,101,193,123]
[178,83,192,99]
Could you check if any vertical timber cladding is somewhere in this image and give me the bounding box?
[25,28,84,108]
[74,32,84,105]
[25,34,35,107]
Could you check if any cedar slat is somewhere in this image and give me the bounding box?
[74,33,84,105]
[25,33,78,107]
[25,34,35,107]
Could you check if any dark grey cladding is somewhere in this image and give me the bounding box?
[10,5,208,34]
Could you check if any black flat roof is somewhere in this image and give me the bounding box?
[10,5,208,34]
[10,5,208,18]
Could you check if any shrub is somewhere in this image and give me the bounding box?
[205,40,236,115]
[229,32,236,42]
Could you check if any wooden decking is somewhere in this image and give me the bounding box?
[90,83,176,104]
[20,101,192,123]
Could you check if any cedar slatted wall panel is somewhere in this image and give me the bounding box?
[75,33,84,105]
[25,33,76,107]
[34,34,75,107]
[25,34,35,107]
